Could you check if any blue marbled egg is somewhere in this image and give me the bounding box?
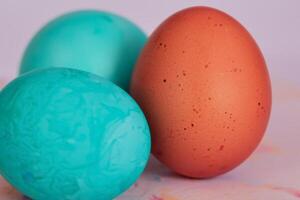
[0,68,151,200]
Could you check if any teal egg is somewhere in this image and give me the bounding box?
[0,68,151,200]
[19,10,147,91]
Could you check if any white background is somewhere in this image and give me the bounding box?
[0,0,299,88]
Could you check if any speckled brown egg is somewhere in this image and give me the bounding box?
[130,6,272,178]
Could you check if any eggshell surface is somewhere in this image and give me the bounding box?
[19,10,147,91]
[131,7,271,178]
[0,68,151,200]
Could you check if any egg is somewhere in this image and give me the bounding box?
[131,7,272,178]
[19,10,147,91]
[0,68,151,199]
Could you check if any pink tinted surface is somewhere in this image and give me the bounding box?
[1,64,300,200]
[120,74,300,200]
[0,1,299,199]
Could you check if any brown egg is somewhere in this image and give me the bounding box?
[130,6,272,178]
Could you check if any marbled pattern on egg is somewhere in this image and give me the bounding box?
[0,68,151,200]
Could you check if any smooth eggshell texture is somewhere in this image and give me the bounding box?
[19,10,146,91]
[0,68,151,200]
[131,7,271,178]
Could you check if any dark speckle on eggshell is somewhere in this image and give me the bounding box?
[131,6,272,178]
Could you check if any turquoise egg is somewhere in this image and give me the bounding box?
[0,68,151,200]
[19,10,147,91]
